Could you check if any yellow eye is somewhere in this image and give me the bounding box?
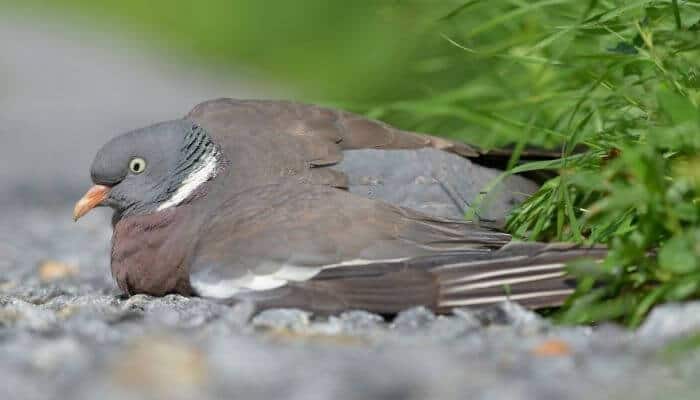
[129,158,146,174]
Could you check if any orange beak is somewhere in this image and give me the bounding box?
[73,185,111,221]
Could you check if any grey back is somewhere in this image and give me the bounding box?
[334,148,538,222]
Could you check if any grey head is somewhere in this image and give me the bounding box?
[73,119,221,221]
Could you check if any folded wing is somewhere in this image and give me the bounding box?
[186,99,541,221]
[188,183,510,300]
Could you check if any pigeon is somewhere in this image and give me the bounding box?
[73,99,604,315]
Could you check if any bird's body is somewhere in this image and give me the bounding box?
[74,98,603,315]
[110,181,508,298]
[186,99,538,221]
[110,180,601,314]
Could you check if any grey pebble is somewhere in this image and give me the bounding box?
[638,301,700,341]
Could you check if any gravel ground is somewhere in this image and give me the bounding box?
[3,12,700,400]
[3,205,700,400]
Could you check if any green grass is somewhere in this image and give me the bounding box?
[338,0,700,326]
[7,0,700,326]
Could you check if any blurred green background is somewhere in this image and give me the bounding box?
[3,0,700,324]
[8,0,667,148]
[7,0,453,101]
[9,1,697,148]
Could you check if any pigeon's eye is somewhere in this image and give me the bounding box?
[129,158,147,174]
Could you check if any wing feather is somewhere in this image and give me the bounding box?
[188,183,509,298]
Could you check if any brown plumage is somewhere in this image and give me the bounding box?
[185,99,546,222]
[108,180,603,315]
[186,98,481,191]
[75,99,603,316]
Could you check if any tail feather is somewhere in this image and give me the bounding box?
[440,289,576,309]
[433,242,606,311]
[441,269,567,294]
[239,242,607,315]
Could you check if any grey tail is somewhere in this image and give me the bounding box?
[234,243,607,316]
[431,242,606,312]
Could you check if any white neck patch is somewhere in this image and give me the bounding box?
[157,149,220,211]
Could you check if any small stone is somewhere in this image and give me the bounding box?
[38,260,78,282]
[452,308,486,330]
[0,298,58,332]
[474,302,547,332]
[121,294,153,313]
[251,308,311,332]
[111,335,208,397]
[56,305,76,319]
[426,316,475,340]
[0,308,21,327]
[532,339,572,357]
[391,306,436,333]
[0,280,17,292]
[473,304,512,326]
[336,310,385,333]
[638,301,700,340]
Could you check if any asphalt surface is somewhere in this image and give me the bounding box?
[2,13,700,400]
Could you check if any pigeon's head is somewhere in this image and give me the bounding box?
[73,120,221,221]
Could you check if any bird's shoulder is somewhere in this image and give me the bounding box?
[186,98,480,157]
